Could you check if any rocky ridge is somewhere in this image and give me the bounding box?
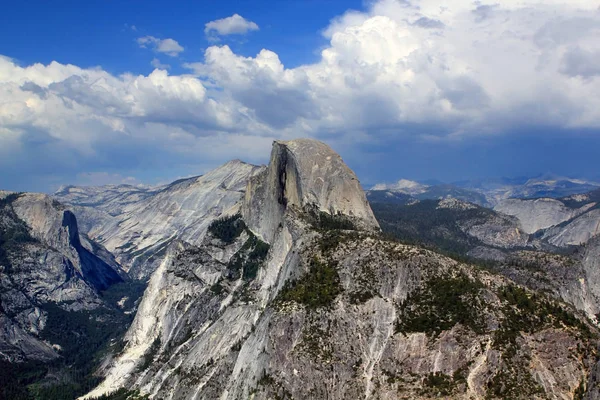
[55,160,265,279]
[0,191,123,363]
[84,140,599,400]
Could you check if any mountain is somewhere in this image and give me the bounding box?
[366,190,415,205]
[371,175,600,207]
[371,179,428,195]
[370,190,600,331]
[494,189,600,247]
[0,192,124,360]
[55,161,264,279]
[370,198,532,257]
[494,198,596,234]
[0,191,147,399]
[368,184,490,207]
[83,140,598,400]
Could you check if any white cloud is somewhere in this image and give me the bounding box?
[151,58,170,70]
[3,0,600,191]
[205,14,259,37]
[190,0,600,137]
[0,55,275,189]
[137,36,184,57]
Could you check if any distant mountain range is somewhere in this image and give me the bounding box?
[369,174,600,207]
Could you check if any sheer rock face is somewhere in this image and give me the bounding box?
[56,160,265,279]
[543,209,600,247]
[0,193,123,362]
[11,193,123,292]
[84,140,598,400]
[580,236,600,319]
[494,198,595,234]
[242,139,379,244]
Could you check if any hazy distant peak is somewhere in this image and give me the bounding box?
[371,179,429,195]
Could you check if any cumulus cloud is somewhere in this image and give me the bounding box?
[191,0,600,136]
[204,14,259,37]
[2,0,600,191]
[0,56,276,191]
[137,36,184,57]
[151,58,170,70]
[560,46,600,78]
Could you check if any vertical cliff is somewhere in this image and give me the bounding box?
[0,192,124,364]
[84,140,598,400]
[242,139,379,244]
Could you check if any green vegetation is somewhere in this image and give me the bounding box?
[100,280,147,310]
[277,257,341,309]
[303,206,356,232]
[574,378,586,400]
[348,289,376,305]
[347,259,377,305]
[207,214,246,244]
[257,373,276,387]
[0,360,46,400]
[0,280,146,400]
[486,283,594,399]
[228,234,270,281]
[208,214,270,283]
[371,200,490,256]
[210,280,225,295]
[297,314,334,362]
[0,193,36,272]
[493,284,593,348]
[314,211,356,231]
[137,337,161,372]
[486,362,543,400]
[396,274,486,338]
[420,372,456,396]
[318,230,360,255]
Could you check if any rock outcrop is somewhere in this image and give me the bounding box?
[55,160,265,279]
[543,209,600,247]
[494,198,595,234]
[84,140,598,400]
[242,139,379,243]
[0,192,123,362]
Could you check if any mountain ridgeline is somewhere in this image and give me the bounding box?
[1,139,600,400]
[78,140,598,400]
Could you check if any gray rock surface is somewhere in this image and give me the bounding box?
[543,209,600,247]
[84,140,598,400]
[242,139,379,243]
[0,192,122,362]
[55,160,264,279]
[494,198,594,234]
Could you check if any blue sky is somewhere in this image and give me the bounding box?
[1,0,359,73]
[1,0,600,192]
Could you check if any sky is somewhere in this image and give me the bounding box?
[1,0,600,192]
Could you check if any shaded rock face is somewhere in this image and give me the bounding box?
[11,193,122,291]
[580,236,600,320]
[0,192,123,362]
[85,140,598,400]
[243,139,379,243]
[56,160,265,279]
